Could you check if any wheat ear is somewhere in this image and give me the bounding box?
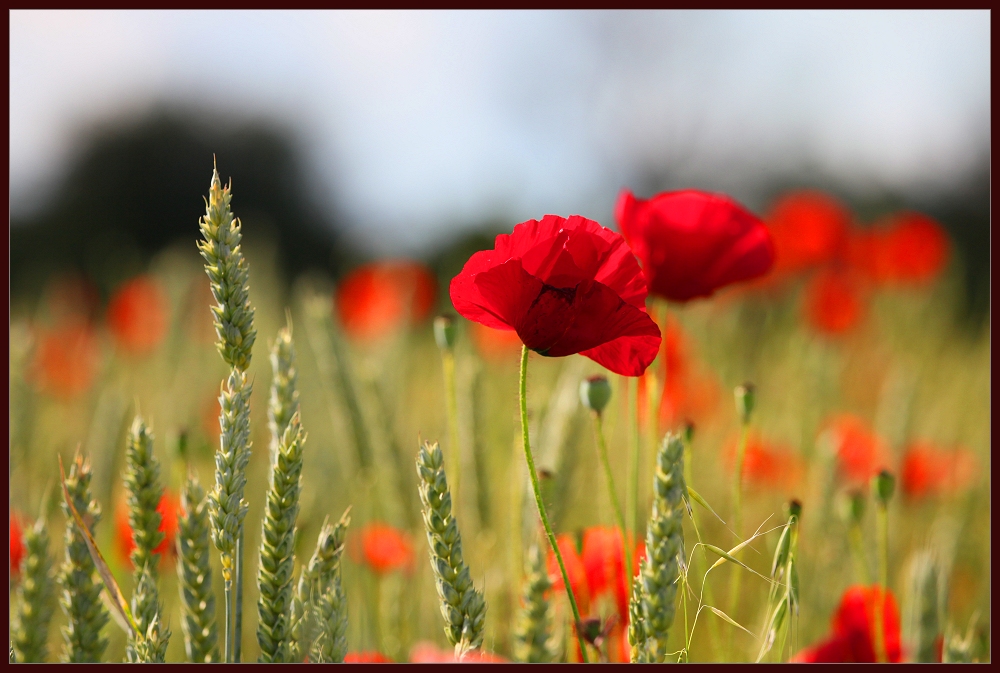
[11,517,56,662]
[177,473,219,662]
[512,543,555,663]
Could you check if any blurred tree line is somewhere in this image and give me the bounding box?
[10,110,989,333]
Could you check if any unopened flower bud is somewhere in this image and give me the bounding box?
[579,376,612,415]
[837,490,866,525]
[734,383,756,425]
[872,469,895,505]
[434,315,457,350]
[683,421,695,446]
[786,499,802,521]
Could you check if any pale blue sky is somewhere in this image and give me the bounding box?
[10,10,990,254]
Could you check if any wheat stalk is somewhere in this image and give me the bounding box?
[177,473,219,663]
[58,453,109,663]
[11,517,56,662]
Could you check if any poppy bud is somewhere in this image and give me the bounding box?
[786,499,803,521]
[579,376,612,415]
[734,383,756,425]
[837,490,866,525]
[872,469,895,505]
[683,421,696,446]
[434,315,457,350]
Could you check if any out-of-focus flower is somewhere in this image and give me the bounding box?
[792,585,901,662]
[106,275,170,355]
[615,189,775,302]
[469,321,523,363]
[409,641,508,663]
[115,491,181,568]
[547,533,591,616]
[900,443,978,499]
[450,215,660,376]
[765,191,852,277]
[335,260,437,341]
[344,651,393,663]
[724,432,804,493]
[849,213,950,286]
[10,512,25,578]
[351,523,414,576]
[803,267,867,335]
[29,321,101,399]
[821,415,891,486]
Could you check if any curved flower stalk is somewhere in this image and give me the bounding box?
[630,432,686,662]
[415,441,486,658]
[11,517,56,662]
[176,474,219,663]
[58,453,109,662]
[288,509,351,662]
[256,413,307,662]
[512,544,555,663]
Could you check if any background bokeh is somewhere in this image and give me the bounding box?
[9,10,990,664]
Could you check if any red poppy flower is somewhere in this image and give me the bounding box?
[115,491,181,568]
[106,275,170,355]
[849,212,950,286]
[469,321,523,363]
[580,527,644,622]
[30,320,101,399]
[821,415,890,486]
[546,533,591,616]
[409,641,508,663]
[793,585,901,662]
[352,523,414,576]
[724,432,804,493]
[900,443,977,499]
[450,215,660,377]
[765,191,852,276]
[344,651,393,663]
[10,513,25,578]
[615,189,775,303]
[803,267,867,335]
[335,260,437,340]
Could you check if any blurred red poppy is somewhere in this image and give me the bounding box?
[409,641,507,663]
[636,316,720,430]
[849,212,950,286]
[793,585,901,662]
[724,432,804,493]
[10,513,25,578]
[765,191,852,276]
[821,415,890,486]
[803,267,867,335]
[469,321,523,363]
[615,189,775,303]
[115,491,181,568]
[30,320,101,399]
[335,260,437,340]
[900,443,977,499]
[451,215,660,376]
[352,523,414,576]
[547,533,591,616]
[106,275,170,355]
[344,651,393,663]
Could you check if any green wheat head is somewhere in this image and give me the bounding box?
[177,474,219,663]
[256,413,307,662]
[512,544,555,663]
[309,572,348,663]
[288,509,351,662]
[907,551,941,663]
[627,575,651,663]
[415,440,486,658]
[207,369,253,581]
[11,517,56,663]
[630,432,686,663]
[197,166,256,372]
[124,416,170,662]
[58,453,109,663]
[268,321,299,460]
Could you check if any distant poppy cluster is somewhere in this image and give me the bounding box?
[762,191,950,335]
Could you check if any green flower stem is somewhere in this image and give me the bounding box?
[224,581,233,663]
[519,346,589,663]
[848,524,872,585]
[589,411,632,596]
[727,421,749,654]
[441,348,462,517]
[873,502,890,663]
[626,375,641,572]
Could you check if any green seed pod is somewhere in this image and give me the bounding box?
[434,315,457,350]
[872,469,896,505]
[734,383,756,425]
[579,376,612,415]
[837,490,866,526]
